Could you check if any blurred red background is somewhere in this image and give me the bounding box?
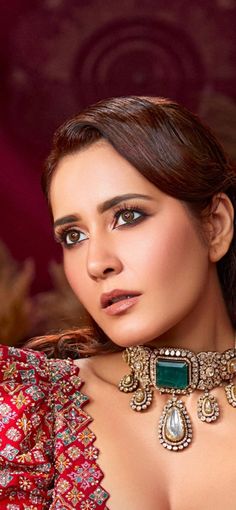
[1,0,236,295]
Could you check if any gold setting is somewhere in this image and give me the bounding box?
[159,397,192,451]
[197,392,220,422]
[130,388,153,411]
[119,344,236,452]
[118,372,138,393]
[225,383,236,407]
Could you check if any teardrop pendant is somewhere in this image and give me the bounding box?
[130,387,153,411]
[197,392,220,422]
[225,383,236,407]
[159,397,192,451]
[118,372,139,393]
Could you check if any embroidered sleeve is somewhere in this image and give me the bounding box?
[0,344,54,509]
[47,358,110,510]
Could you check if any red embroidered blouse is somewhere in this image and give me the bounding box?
[0,344,109,509]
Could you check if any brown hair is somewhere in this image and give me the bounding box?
[27,96,236,358]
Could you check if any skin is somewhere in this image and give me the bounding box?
[50,140,236,510]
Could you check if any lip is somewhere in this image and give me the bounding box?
[100,289,141,316]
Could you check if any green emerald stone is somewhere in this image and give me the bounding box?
[156,359,189,390]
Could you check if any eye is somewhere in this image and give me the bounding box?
[58,228,88,247]
[115,209,143,227]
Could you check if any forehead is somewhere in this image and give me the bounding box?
[50,141,160,217]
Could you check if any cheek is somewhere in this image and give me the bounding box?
[136,220,208,285]
[63,253,88,303]
[63,253,100,315]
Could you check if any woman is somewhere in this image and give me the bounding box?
[1,96,236,509]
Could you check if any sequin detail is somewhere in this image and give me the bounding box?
[0,344,109,509]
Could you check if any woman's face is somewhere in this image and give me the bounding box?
[50,141,212,347]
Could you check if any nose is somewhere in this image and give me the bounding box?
[86,236,123,280]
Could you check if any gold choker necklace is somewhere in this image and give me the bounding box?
[118,344,236,452]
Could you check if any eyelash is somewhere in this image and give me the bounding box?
[55,203,148,248]
[113,203,147,227]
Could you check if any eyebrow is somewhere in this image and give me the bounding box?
[54,215,78,228]
[53,193,153,229]
[98,193,152,213]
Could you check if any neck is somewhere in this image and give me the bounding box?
[149,325,235,353]
[149,280,234,353]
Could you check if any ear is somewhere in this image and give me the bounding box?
[207,193,234,262]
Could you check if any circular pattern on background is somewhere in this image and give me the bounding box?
[2,15,206,155]
[75,18,205,109]
[0,1,235,295]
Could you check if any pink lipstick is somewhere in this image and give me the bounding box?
[101,289,141,316]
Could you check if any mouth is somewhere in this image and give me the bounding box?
[101,289,141,315]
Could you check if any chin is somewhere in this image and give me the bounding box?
[106,327,160,349]
[103,315,182,348]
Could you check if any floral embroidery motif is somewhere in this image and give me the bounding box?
[89,487,110,506]
[5,427,21,442]
[68,461,101,490]
[0,444,19,461]
[0,344,109,509]
[78,428,96,446]
[66,486,84,505]
[0,471,14,487]
[81,500,96,510]
[11,391,30,409]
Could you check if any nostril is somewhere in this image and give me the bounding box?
[103,267,115,274]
